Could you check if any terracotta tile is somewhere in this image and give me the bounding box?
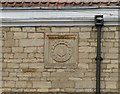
[40,2,49,6]
[7,2,16,7]
[49,2,57,6]
[0,0,119,7]
[22,2,32,7]
[15,2,23,7]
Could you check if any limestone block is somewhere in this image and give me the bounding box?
[7,63,19,68]
[4,59,22,63]
[14,53,27,58]
[102,27,109,32]
[107,64,118,69]
[23,27,35,32]
[52,80,74,88]
[4,39,15,47]
[19,39,43,47]
[14,32,27,39]
[79,42,90,46]
[70,27,80,32]
[81,27,92,32]
[79,52,89,59]
[109,48,118,53]
[37,27,51,33]
[103,32,115,38]
[1,28,10,32]
[12,47,23,53]
[28,33,44,39]
[37,89,49,92]
[4,81,15,87]
[79,32,90,38]
[42,72,50,77]
[49,89,60,92]
[28,63,44,69]
[15,40,19,46]
[103,42,114,47]
[20,63,29,68]
[10,27,21,32]
[75,81,95,89]
[51,27,69,32]
[105,54,118,59]
[6,32,14,39]
[16,81,26,88]
[79,47,95,52]
[106,82,117,89]
[33,82,51,88]
[109,27,117,31]
[4,53,13,59]
[2,48,11,53]
[78,63,88,69]
[24,47,37,53]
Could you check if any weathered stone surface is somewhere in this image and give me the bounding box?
[7,63,19,68]
[14,32,27,39]
[109,27,117,31]
[33,82,51,88]
[75,81,95,89]
[12,47,23,52]
[23,27,35,32]
[37,27,51,33]
[10,27,21,32]
[2,26,119,92]
[2,48,11,53]
[28,33,44,39]
[79,32,90,38]
[105,54,118,59]
[19,39,43,47]
[24,47,36,53]
[16,81,26,88]
[4,39,14,47]
[45,33,78,69]
[4,81,15,88]
[52,80,74,88]
[106,82,117,89]
[51,27,70,32]
[81,27,92,32]
[6,32,14,39]
[79,47,95,52]
[70,27,80,32]
[103,32,115,38]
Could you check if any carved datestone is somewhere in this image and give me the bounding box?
[44,33,78,68]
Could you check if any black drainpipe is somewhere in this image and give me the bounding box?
[95,15,104,94]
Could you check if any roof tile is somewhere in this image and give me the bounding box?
[0,0,119,7]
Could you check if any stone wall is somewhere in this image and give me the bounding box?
[1,26,119,93]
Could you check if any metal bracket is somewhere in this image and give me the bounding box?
[95,15,104,27]
[95,57,103,61]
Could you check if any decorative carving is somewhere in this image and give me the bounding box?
[44,33,78,69]
[51,40,72,62]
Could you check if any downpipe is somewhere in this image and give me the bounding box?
[95,15,104,94]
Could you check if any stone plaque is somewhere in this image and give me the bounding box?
[44,33,78,68]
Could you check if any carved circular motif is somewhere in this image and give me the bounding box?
[51,40,72,62]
